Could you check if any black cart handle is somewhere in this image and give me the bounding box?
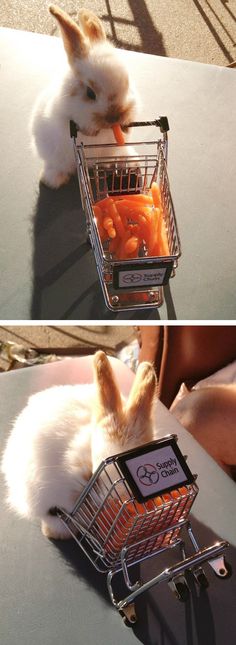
[70,116,169,138]
[127,117,169,133]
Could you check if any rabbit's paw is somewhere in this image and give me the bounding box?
[41,516,72,540]
[40,167,73,189]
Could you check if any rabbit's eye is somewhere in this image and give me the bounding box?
[86,86,96,101]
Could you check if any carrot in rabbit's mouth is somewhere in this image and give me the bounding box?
[112,123,126,145]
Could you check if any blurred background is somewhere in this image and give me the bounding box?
[0,325,137,371]
[1,0,236,66]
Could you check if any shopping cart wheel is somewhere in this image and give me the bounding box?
[193,568,209,589]
[119,603,137,626]
[175,581,189,602]
[168,576,189,602]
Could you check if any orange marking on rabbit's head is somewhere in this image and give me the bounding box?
[105,100,135,125]
[92,97,136,130]
[78,9,107,43]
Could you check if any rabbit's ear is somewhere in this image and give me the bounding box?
[93,352,123,421]
[78,9,106,43]
[126,362,157,423]
[49,5,89,64]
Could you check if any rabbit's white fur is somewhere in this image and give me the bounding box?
[1,352,157,540]
[30,5,138,189]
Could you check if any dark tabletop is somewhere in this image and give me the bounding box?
[0,360,236,644]
[1,28,236,320]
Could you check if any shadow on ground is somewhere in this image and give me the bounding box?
[30,177,162,321]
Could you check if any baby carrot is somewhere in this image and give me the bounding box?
[107,226,116,239]
[115,199,152,214]
[112,124,125,146]
[148,207,160,255]
[109,235,120,254]
[117,193,153,205]
[116,230,132,259]
[130,212,150,243]
[127,223,140,236]
[114,201,130,225]
[179,487,188,496]
[151,181,161,208]
[124,236,139,255]
[103,216,114,231]
[152,220,169,256]
[94,196,112,210]
[106,200,126,238]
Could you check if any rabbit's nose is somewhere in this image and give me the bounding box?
[105,108,122,124]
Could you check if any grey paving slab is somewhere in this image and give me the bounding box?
[1,0,236,65]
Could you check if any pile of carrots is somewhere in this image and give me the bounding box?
[95,486,189,556]
[93,182,170,260]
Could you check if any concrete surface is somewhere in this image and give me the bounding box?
[1,0,236,65]
[0,325,136,371]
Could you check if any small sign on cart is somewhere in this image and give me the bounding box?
[117,437,195,501]
[113,261,173,290]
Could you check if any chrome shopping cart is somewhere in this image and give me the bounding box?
[55,434,231,625]
[70,118,181,311]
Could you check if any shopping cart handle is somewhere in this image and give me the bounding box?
[127,117,169,132]
[69,116,169,138]
[70,120,79,138]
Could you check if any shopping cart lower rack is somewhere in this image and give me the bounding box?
[55,435,231,625]
[70,117,181,311]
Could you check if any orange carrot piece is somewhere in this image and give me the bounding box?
[116,230,132,259]
[94,196,112,210]
[112,123,125,145]
[116,199,152,215]
[131,213,150,243]
[114,201,130,225]
[103,216,114,231]
[124,236,139,256]
[106,200,126,238]
[109,235,120,254]
[179,487,188,495]
[116,193,153,205]
[107,226,116,239]
[127,223,140,236]
[148,207,160,255]
[151,219,169,256]
[151,182,161,208]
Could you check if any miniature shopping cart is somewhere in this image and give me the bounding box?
[56,434,231,625]
[70,117,181,311]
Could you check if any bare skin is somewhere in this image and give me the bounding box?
[170,384,236,477]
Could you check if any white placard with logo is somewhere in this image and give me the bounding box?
[118,267,167,288]
[117,438,194,500]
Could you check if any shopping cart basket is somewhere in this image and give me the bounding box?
[70,117,181,311]
[55,434,231,625]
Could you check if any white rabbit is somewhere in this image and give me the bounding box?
[1,352,157,540]
[30,5,139,189]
